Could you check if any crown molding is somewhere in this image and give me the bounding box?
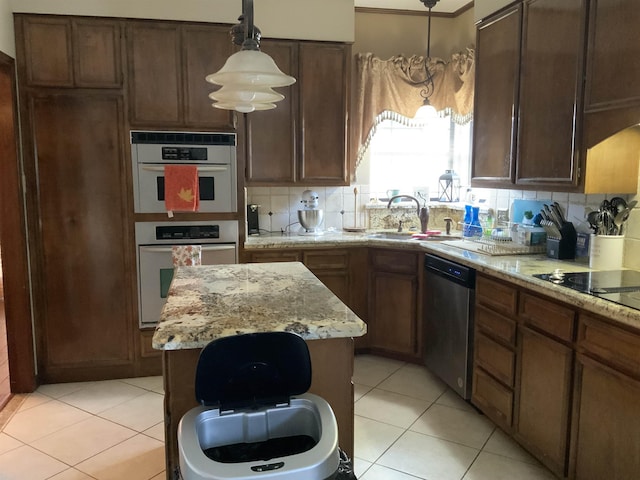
[355,1,473,18]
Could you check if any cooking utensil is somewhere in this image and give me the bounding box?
[614,207,631,235]
[587,211,599,233]
[610,197,627,213]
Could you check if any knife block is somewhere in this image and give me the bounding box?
[546,222,577,260]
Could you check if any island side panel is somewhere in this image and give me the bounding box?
[162,337,355,479]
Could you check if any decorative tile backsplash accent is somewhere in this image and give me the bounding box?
[247,178,640,268]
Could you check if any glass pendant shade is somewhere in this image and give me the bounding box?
[212,101,276,113]
[206,50,296,88]
[414,101,438,121]
[209,85,284,104]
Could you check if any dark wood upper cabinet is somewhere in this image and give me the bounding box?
[299,42,349,184]
[585,0,640,111]
[127,21,234,129]
[471,4,521,187]
[245,40,298,183]
[245,41,350,186]
[516,0,585,188]
[15,15,122,88]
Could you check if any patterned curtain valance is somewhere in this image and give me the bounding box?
[352,48,475,168]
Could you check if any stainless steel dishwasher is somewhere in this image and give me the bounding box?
[423,253,475,399]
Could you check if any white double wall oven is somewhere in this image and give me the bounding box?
[131,131,239,328]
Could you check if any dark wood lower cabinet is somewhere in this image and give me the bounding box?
[571,356,640,480]
[515,326,573,477]
[26,93,135,382]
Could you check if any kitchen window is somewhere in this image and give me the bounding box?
[362,114,473,201]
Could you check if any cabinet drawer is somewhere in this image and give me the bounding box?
[519,291,575,342]
[578,314,640,378]
[472,366,513,428]
[370,249,417,274]
[476,304,517,346]
[476,275,518,316]
[248,250,301,263]
[303,250,349,270]
[475,330,515,386]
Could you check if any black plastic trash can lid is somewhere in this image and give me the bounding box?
[195,332,312,410]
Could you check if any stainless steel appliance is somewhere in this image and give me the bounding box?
[534,269,640,311]
[298,190,324,235]
[135,220,238,327]
[423,254,476,399]
[130,131,237,214]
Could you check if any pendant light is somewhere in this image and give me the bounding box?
[413,0,439,120]
[206,0,296,113]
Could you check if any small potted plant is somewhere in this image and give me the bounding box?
[522,210,534,226]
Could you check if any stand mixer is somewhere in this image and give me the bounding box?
[298,190,324,235]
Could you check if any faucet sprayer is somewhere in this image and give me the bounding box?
[387,195,430,234]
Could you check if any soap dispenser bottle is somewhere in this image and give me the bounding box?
[463,205,473,237]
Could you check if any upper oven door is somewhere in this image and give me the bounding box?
[135,163,235,213]
[131,131,237,214]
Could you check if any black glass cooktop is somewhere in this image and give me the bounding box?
[533,270,640,311]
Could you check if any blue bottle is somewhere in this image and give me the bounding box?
[470,206,483,237]
[463,205,473,237]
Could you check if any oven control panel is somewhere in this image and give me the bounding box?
[155,225,220,240]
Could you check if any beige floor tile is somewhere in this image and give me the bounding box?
[463,451,557,480]
[48,468,98,480]
[120,376,164,394]
[354,383,372,401]
[37,381,100,399]
[353,457,373,479]
[355,388,431,429]
[353,354,405,387]
[0,432,23,455]
[483,428,541,465]
[410,403,495,449]
[150,473,166,480]
[377,363,448,402]
[75,433,165,480]
[436,388,476,412]
[31,416,137,465]
[378,430,479,480]
[98,391,164,432]
[361,463,426,479]
[144,421,166,442]
[354,415,405,463]
[17,391,52,412]
[0,444,67,480]
[57,380,149,414]
[3,399,92,443]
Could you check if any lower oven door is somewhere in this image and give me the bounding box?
[137,244,237,327]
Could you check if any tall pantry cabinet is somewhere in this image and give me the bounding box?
[14,15,136,382]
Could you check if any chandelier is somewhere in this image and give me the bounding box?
[205,0,296,113]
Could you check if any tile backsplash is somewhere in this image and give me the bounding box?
[246,182,640,268]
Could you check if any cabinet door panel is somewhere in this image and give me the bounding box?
[299,42,349,185]
[586,0,640,109]
[30,94,133,372]
[128,22,182,125]
[73,19,122,88]
[369,271,417,356]
[182,25,234,129]
[516,326,572,477]
[20,16,73,87]
[572,354,640,480]
[516,0,584,187]
[245,40,297,184]
[471,6,520,185]
[472,366,513,430]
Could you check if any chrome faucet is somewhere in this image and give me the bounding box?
[387,195,430,234]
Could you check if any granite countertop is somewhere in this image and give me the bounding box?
[245,231,640,331]
[152,262,367,350]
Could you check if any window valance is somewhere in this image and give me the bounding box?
[352,48,475,168]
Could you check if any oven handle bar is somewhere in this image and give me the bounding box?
[139,245,236,253]
[140,166,229,173]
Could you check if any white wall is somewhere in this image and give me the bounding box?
[10,0,354,42]
[0,0,14,57]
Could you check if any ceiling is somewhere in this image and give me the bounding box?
[354,1,473,14]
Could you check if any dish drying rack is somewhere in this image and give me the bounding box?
[457,223,546,256]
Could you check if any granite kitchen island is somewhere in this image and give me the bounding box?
[152,262,366,479]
